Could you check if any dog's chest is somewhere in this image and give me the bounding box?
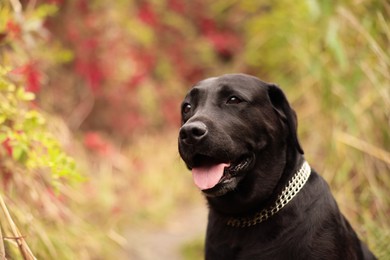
[206,211,312,259]
[206,227,310,260]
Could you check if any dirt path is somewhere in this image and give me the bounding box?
[125,204,208,260]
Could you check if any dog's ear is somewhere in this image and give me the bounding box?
[267,84,304,154]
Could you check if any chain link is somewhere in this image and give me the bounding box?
[226,161,311,228]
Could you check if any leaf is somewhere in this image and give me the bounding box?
[55,49,74,63]
[0,115,6,124]
[12,144,28,163]
[0,133,8,143]
[16,87,36,101]
[22,92,36,101]
[326,19,348,69]
[34,4,58,19]
[0,66,12,76]
[25,110,45,126]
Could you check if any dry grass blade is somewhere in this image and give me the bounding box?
[0,194,36,260]
[335,131,390,166]
[337,7,390,66]
[9,0,22,14]
[0,225,5,260]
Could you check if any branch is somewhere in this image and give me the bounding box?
[0,194,36,260]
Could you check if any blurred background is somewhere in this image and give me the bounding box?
[0,0,389,259]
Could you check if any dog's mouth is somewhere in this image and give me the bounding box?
[190,154,254,196]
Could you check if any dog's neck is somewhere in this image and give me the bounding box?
[225,160,311,228]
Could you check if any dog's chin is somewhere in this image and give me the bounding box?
[195,154,255,197]
[201,175,243,197]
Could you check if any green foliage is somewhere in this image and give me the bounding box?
[0,68,81,186]
[181,236,204,260]
[179,0,390,257]
[1,0,389,258]
[0,68,87,259]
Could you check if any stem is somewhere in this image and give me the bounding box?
[9,0,22,14]
[0,194,36,260]
[0,224,5,260]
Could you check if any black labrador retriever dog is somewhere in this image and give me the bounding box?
[178,74,376,260]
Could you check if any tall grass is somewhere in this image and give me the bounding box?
[236,1,390,257]
[184,1,389,258]
[1,0,389,258]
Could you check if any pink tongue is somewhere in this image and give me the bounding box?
[192,163,230,190]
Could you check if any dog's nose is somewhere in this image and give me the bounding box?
[179,122,208,145]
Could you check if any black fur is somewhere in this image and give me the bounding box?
[178,74,376,260]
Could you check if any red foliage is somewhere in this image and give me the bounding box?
[137,3,159,27]
[6,19,21,39]
[44,0,64,5]
[11,63,42,93]
[34,0,244,139]
[0,168,13,190]
[1,139,13,189]
[2,138,13,157]
[77,0,90,14]
[168,0,185,14]
[46,187,66,203]
[206,30,241,61]
[199,17,217,34]
[75,58,104,93]
[128,50,156,88]
[84,132,113,155]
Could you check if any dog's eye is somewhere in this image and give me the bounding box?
[182,103,192,114]
[227,96,242,104]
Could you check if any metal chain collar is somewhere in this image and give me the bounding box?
[226,161,311,228]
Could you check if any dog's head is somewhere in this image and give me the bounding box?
[178,74,303,202]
